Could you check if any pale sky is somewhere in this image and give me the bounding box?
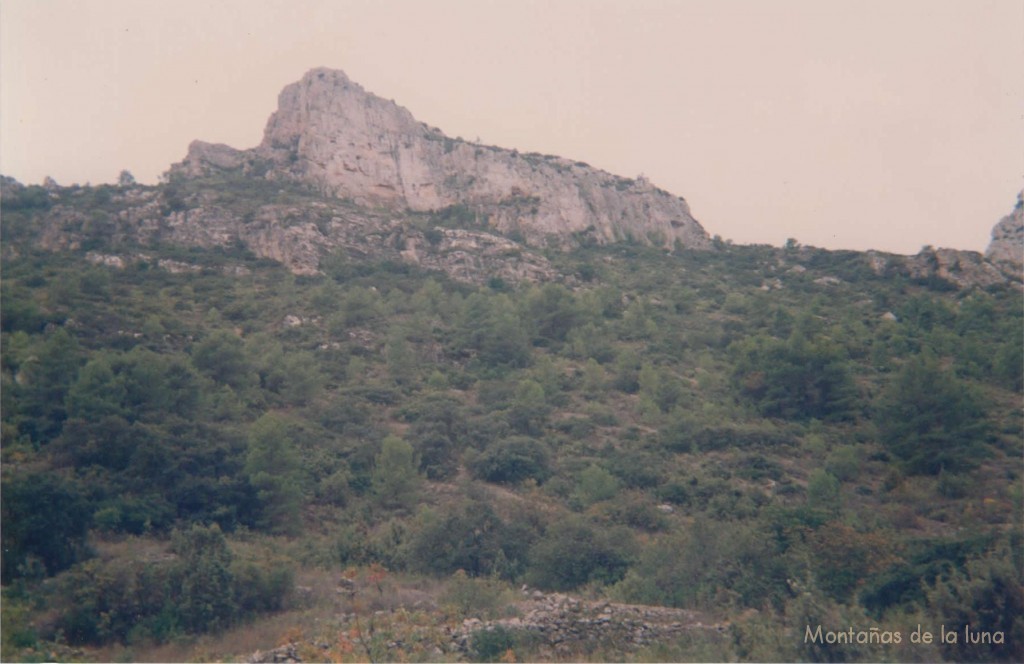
[2,0,1021,254]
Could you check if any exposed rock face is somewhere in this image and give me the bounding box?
[906,247,1012,289]
[175,141,245,176]
[27,187,558,285]
[175,68,710,251]
[866,247,1018,290]
[986,191,1023,270]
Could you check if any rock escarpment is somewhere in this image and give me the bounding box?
[986,191,1023,270]
[175,68,710,251]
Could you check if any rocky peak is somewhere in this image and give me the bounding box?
[985,191,1023,270]
[176,68,710,251]
[174,141,245,178]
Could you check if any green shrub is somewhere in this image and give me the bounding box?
[925,541,1024,662]
[1,473,91,582]
[527,516,634,590]
[730,330,857,421]
[441,570,511,619]
[469,436,550,485]
[172,523,237,633]
[877,352,989,475]
[824,444,861,482]
[51,557,178,645]
[45,526,294,647]
[602,491,668,531]
[406,502,533,579]
[372,435,421,510]
[614,519,788,611]
[570,464,620,509]
[190,330,256,392]
[232,558,294,615]
[471,625,526,662]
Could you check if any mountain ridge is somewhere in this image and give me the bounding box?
[172,68,711,252]
[1,68,1020,289]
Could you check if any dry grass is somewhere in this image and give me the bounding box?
[80,601,336,663]
[89,533,175,563]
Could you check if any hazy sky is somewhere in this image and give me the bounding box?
[2,0,1021,254]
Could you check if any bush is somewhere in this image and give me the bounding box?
[190,330,255,392]
[859,533,994,615]
[405,501,534,579]
[172,523,237,633]
[570,464,620,509]
[372,435,421,510]
[469,436,550,485]
[601,491,668,532]
[232,559,294,615]
[825,444,861,482]
[47,526,294,646]
[441,570,512,619]
[245,414,303,533]
[402,395,467,480]
[925,540,1024,662]
[807,522,898,602]
[51,558,178,645]
[1,473,92,582]
[471,625,527,662]
[614,519,788,611]
[527,516,635,590]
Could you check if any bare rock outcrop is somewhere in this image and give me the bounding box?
[27,186,558,285]
[175,141,246,177]
[862,194,1024,290]
[986,191,1023,271]
[905,247,1011,290]
[866,247,1018,290]
[175,68,710,251]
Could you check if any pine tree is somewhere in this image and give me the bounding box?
[372,435,420,510]
[877,352,988,475]
[245,414,303,532]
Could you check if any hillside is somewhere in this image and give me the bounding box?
[1,70,1022,663]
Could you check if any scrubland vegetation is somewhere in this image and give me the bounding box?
[1,180,1021,662]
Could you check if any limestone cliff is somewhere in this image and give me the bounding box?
[986,191,1023,270]
[174,68,710,251]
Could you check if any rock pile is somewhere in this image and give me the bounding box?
[248,643,301,664]
[450,591,719,658]
[246,590,720,662]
